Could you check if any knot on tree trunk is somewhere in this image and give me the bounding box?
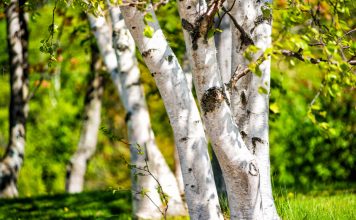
[201,87,225,114]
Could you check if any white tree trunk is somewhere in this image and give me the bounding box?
[177,0,265,219]
[119,4,223,220]
[0,0,29,198]
[227,0,279,219]
[66,45,104,193]
[88,9,187,218]
[107,5,187,218]
[215,7,232,84]
[174,52,192,195]
[212,10,231,198]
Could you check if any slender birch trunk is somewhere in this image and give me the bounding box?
[88,9,187,218]
[0,0,29,198]
[176,0,266,218]
[227,0,279,218]
[212,11,231,198]
[174,52,192,196]
[108,5,187,217]
[66,44,104,193]
[119,3,223,219]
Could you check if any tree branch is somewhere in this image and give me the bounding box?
[222,6,254,47]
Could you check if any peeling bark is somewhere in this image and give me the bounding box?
[119,3,222,219]
[66,44,104,193]
[0,0,29,198]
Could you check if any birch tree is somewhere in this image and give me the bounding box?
[227,0,278,218]
[114,0,279,219]
[66,44,104,193]
[117,4,223,220]
[0,0,29,198]
[87,7,187,218]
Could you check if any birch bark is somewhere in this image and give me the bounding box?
[66,45,104,193]
[174,52,192,195]
[212,11,231,198]
[119,3,223,219]
[88,9,186,218]
[176,0,264,218]
[107,5,187,217]
[0,0,29,198]
[227,0,279,218]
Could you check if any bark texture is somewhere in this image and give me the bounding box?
[66,45,104,193]
[89,7,186,218]
[108,5,187,218]
[119,4,223,220]
[212,11,231,198]
[177,0,265,219]
[0,0,29,198]
[227,0,279,218]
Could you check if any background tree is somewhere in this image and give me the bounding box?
[0,0,29,198]
[66,42,104,193]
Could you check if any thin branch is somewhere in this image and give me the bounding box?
[26,74,45,101]
[279,49,356,65]
[222,6,254,46]
[227,54,266,89]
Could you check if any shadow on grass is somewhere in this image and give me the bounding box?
[0,190,132,219]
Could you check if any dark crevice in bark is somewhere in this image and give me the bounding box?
[141,49,156,57]
[251,137,263,155]
[201,87,225,114]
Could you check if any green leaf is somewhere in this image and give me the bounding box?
[258,86,268,94]
[143,25,154,38]
[270,102,280,113]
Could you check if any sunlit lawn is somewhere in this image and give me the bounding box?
[0,184,355,219]
[275,185,356,220]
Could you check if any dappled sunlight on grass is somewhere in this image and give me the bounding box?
[0,190,131,219]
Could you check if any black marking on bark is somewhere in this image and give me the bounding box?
[181,19,194,32]
[116,44,130,52]
[248,162,259,176]
[251,137,264,154]
[141,49,155,57]
[188,168,192,172]
[166,55,174,64]
[194,120,200,124]
[241,91,247,106]
[250,14,272,34]
[126,81,141,88]
[201,87,225,114]
[240,131,247,139]
[190,185,195,188]
[125,111,132,123]
[150,72,157,77]
[14,165,18,172]
[187,6,191,9]
[181,18,201,50]
[0,163,16,191]
[132,26,136,29]
[179,137,188,142]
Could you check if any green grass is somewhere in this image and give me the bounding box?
[0,186,355,219]
[0,190,132,219]
[275,186,356,220]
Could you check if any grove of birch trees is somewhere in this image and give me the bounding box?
[0,0,355,219]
